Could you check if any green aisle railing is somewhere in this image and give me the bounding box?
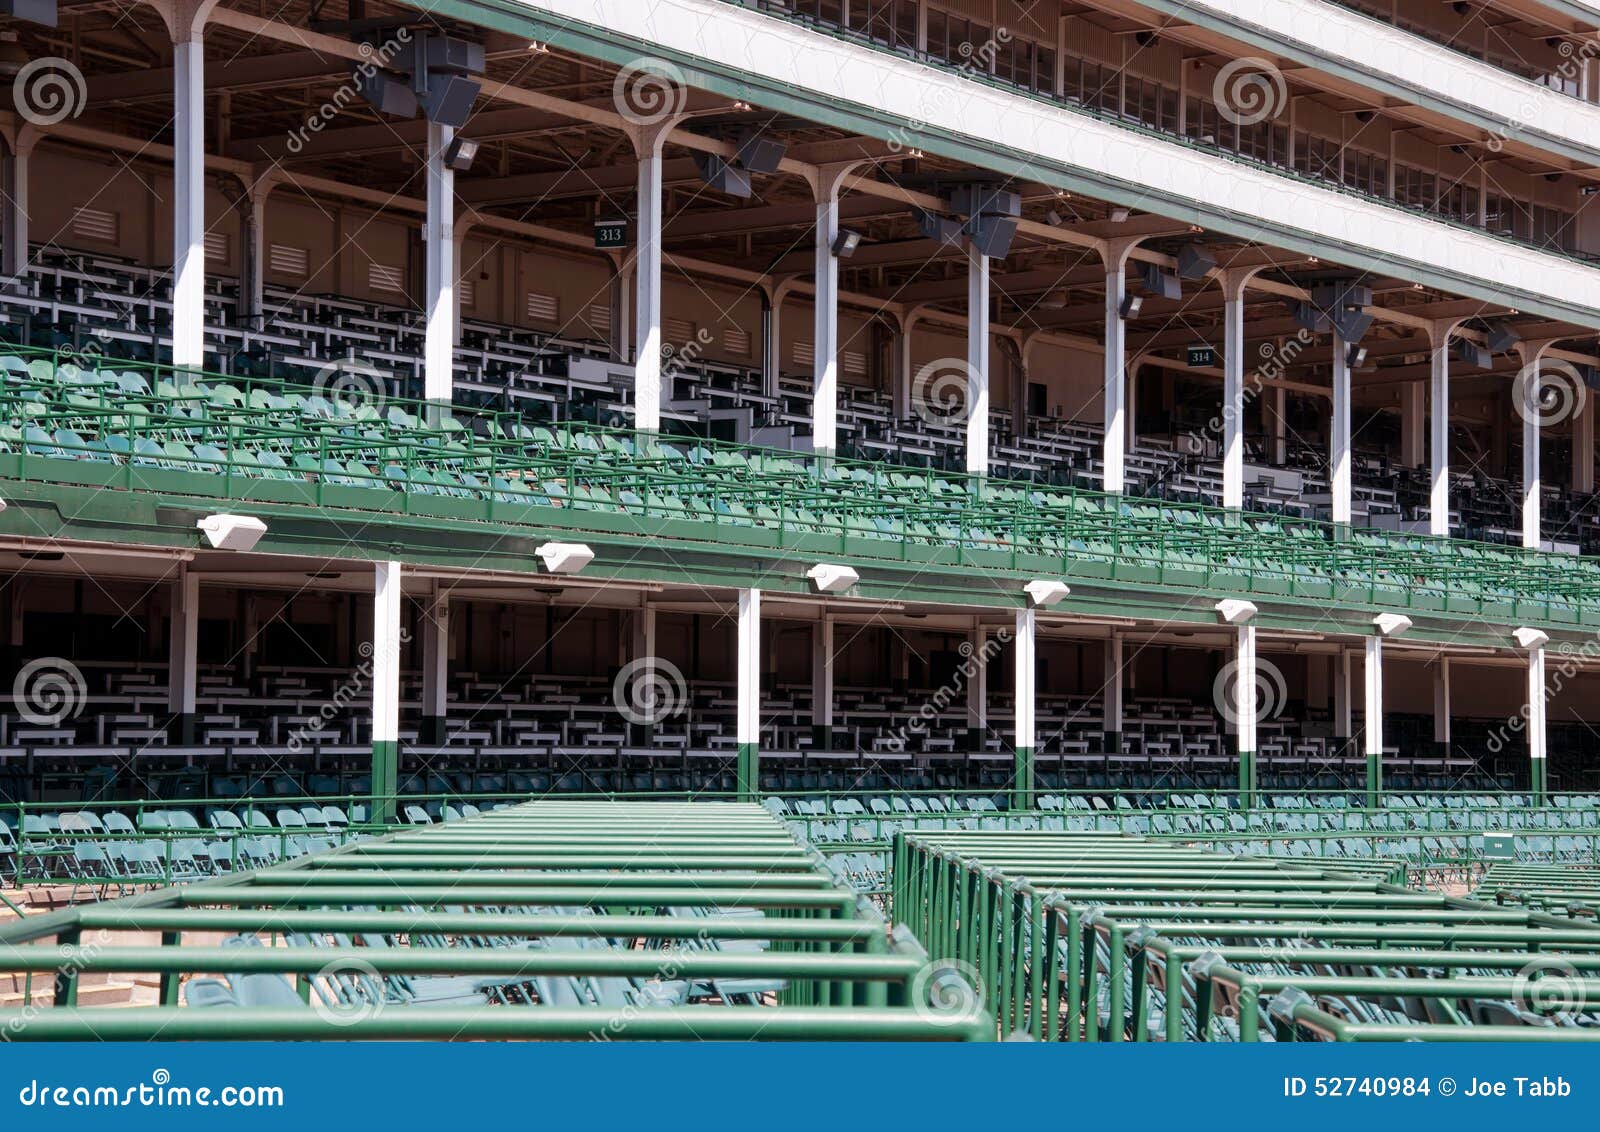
[893,830,1600,1041]
[0,800,991,1040]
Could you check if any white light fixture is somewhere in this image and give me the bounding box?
[1214,598,1258,625]
[1372,613,1413,637]
[1109,206,1131,223]
[1118,294,1143,319]
[1024,580,1071,607]
[806,563,859,594]
[830,230,861,258]
[535,541,594,574]
[1513,626,1550,650]
[196,514,267,552]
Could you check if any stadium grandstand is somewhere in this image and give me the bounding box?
[3,0,1600,1041]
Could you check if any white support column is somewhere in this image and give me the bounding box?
[420,588,450,745]
[966,243,990,476]
[812,183,843,455]
[1102,260,1128,494]
[1429,328,1451,536]
[1575,394,1596,495]
[1222,287,1246,509]
[1523,396,1542,551]
[1432,657,1451,751]
[1400,381,1424,468]
[966,625,987,751]
[0,132,34,289]
[1103,634,1124,757]
[1013,607,1037,808]
[1363,636,1384,800]
[632,122,674,434]
[167,568,199,744]
[1331,331,1353,525]
[1235,623,1258,801]
[762,285,782,399]
[371,561,403,821]
[172,36,208,370]
[1528,642,1548,800]
[893,313,915,421]
[736,588,762,798]
[812,616,834,749]
[423,122,456,404]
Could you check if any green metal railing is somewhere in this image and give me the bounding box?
[5,344,1600,627]
[893,829,1600,1041]
[0,799,991,1040]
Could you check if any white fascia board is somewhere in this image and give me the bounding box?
[1145,0,1600,167]
[510,0,1600,327]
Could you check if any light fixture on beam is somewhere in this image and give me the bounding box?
[1372,613,1413,637]
[443,136,479,172]
[197,514,267,552]
[1024,580,1071,607]
[830,230,862,258]
[1214,598,1258,625]
[535,542,595,574]
[1109,206,1131,223]
[1118,294,1143,319]
[734,131,787,175]
[806,563,860,594]
[1346,343,1368,369]
[1513,626,1550,650]
[693,154,752,199]
[1139,261,1181,301]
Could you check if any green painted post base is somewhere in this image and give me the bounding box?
[736,742,759,801]
[419,716,448,745]
[167,713,197,745]
[1238,748,1257,808]
[1012,746,1034,811]
[1531,757,1547,805]
[371,739,399,824]
[1365,752,1382,809]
